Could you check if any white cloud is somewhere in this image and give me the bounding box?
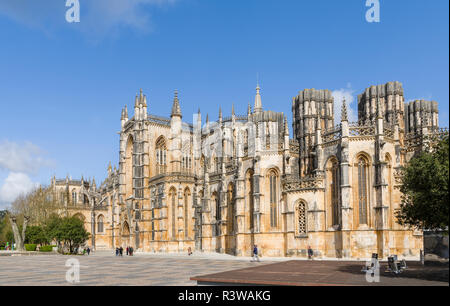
[0,0,177,38]
[332,85,357,123]
[0,172,39,209]
[0,140,53,175]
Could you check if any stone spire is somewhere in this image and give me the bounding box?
[341,97,348,122]
[171,90,182,118]
[139,88,144,103]
[124,105,128,119]
[254,84,262,113]
[134,94,139,108]
[219,107,223,122]
[247,103,252,116]
[142,94,147,107]
[232,104,235,116]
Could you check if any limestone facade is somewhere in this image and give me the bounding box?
[51,81,446,259]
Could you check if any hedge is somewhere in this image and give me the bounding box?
[25,244,37,251]
[39,245,56,252]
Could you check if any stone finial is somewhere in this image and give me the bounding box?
[232,104,235,116]
[135,94,139,107]
[171,90,182,118]
[341,97,348,122]
[247,103,252,116]
[219,107,222,121]
[124,105,128,119]
[142,94,147,107]
[108,161,112,172]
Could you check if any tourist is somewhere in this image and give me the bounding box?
[87,247,91,255]
[115,247,119,256]
[252,245,260,262]
[307,246,313,260]
[119,246,123,256]
[188,247,192,256]
[126,246,129,256]
[129,246,133,256]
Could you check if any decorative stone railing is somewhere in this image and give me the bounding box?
[349,124,375,137]
[322,124,342,142]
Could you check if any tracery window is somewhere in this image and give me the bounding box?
[358,157,369,225]
[331,160,340,226]
[295,201,307,236]
[72,190,77,205]
[184,188,190,239]
[156,137,167,175]
[269,170,278,228]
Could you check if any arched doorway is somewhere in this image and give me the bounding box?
[122,221,131,247]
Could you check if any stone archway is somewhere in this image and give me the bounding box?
[122,221,131,247]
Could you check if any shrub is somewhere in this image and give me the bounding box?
[25,244,37,251]
[39,245,56,252]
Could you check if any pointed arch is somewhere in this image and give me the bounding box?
[325,156,340,227]
[267,168,279,228]
[169,187,177,240]
[97,214,104,233]
[184,187,191,239]
[245,168,255,232]
[355,153,370,225]
[156,136,167,174]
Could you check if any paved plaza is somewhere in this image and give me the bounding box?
[0,251,448,286]
[0,251,271,286]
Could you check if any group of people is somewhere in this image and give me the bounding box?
[115,246,134,256]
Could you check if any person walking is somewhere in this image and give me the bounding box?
[307,246,313,260]
[188,247,193,256]
[119,246,123,256]
[87,247,91,255]
[129,246,133,256]
[126,246,129,256]
[115,247,119,256]
[252,244,260,262]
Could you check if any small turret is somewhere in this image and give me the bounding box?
[254,84,263,114]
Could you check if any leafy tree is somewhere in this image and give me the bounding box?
[397,134,449,232]
[25,226,49,245]
[46,216,90,254]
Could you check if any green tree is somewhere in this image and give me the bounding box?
[46,216,90,254]
[397,134,449,231]
[25,226,49,245]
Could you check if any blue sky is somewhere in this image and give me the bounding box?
[0,0,448,209]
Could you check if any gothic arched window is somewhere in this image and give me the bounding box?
[169,188,177,240]
[331,160,340,226]
[357,157,369,225]
[268,170,278,228]
[156,137,167,175]
[72,190,77,205]
[184,188,190,239]
[97,215,104,233]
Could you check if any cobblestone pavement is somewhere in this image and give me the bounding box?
[0,252,272,286]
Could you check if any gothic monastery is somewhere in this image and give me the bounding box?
[51,81,445,259]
